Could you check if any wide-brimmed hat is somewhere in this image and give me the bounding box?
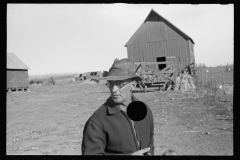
[101,58,142,81]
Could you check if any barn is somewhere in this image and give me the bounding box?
[7,52,30,91]
[125,9,195,71]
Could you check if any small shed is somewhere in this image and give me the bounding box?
[7,52,30,90]
[125,9,195,71]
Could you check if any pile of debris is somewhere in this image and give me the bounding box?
[43,77,56,86]
[174,71,196,91]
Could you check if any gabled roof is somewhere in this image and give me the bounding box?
[125,9,195,47]
[7,52,30,70]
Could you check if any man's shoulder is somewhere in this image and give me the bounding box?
[89,101,108,121]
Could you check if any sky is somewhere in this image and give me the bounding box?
[7,4,234,75]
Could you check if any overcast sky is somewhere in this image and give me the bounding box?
[7,4,233,75]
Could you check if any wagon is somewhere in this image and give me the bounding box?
[133,57,180,92]
[85,71,102,80]
[74,73,87,81]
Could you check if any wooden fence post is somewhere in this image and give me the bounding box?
[212,75,214,88]
[210,67,213,86]
[211,73,213,86]
[199,68,201,86]
[221,70,225,91]
[201,69,203,86]
[206,68,208,86]
[197,68,199,86]
[215,78,217,89]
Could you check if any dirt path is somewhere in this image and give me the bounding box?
[7,82,233,155]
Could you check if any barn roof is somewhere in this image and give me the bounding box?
[7,52,30,70]
[125,9,195,47]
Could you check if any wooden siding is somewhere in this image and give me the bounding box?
[188,40,195,64]
[126,20,193,70]
[127,38,192,70]
[125,10,195,71]
[7,69,29,89]
[127,21,189,46]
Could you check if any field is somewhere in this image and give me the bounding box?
[7,70,233,155]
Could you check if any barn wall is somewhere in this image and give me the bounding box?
[188,40,195,64]
[127,21,189,45]
[126,20,192,71]
[128,44,144,62]
[126,25,146,46]
[127,38,190,71]
[7,69,29,89]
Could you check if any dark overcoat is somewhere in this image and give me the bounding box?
[81,95,154,155]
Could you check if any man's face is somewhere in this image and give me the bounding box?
[107,79,134,104]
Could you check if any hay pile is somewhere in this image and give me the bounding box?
[174,71,196,91]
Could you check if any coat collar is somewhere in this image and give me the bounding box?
[106,94,138,115]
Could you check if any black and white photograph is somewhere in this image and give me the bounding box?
[7,4,233,155]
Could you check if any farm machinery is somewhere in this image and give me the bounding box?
[134,58,181,92]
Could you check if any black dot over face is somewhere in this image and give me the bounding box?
[127,101,147,121]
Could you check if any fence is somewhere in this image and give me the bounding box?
[195,66,233,90]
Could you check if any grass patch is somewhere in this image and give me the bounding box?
[193,73,233,117]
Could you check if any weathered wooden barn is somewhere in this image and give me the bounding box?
[125,9,195,71]
[7,52,30,91]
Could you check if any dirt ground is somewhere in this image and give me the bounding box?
[7,79,233,155]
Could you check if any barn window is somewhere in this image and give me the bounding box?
[156,57,166,70]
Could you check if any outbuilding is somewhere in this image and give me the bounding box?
[125,9,195,71]
[7,52,30,91]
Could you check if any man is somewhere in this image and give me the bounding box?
[81,58,154,155]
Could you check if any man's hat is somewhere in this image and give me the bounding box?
[101,58,142,81]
